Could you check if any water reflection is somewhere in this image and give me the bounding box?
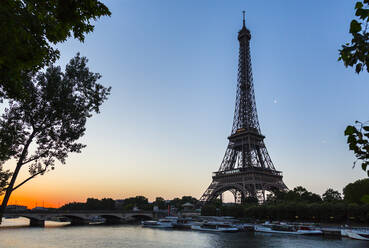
[0,218,368,248]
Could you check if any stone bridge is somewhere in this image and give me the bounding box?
[4,210,155,227]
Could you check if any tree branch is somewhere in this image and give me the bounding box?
[12,167,48,192]
[21,152,48,165]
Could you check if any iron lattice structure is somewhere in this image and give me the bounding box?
[200,13,287,204]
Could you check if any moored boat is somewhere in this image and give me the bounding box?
[237,223,255,232]
[254,222,322,235]
[172,218,197,230]
[191,222,239,232]
[346,230,369,241]
[141,217,178,228]
[141,220,161,228]
[341,227,369,240]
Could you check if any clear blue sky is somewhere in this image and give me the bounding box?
[8,0,369,206]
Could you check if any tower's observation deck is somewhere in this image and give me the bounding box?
[200,12,287,203]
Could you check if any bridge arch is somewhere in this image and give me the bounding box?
[128,214,152,221]
[17,215,46,227]
[60,214,89,225]
[98,214,125,224]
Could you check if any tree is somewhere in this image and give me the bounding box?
[339,1,369,74]
[269,186,322,203]
[153,197,167,210]
[0,166,11,195]
[322,188,342,202]
[0,54,111,222]
[345,122,369,175]
[201,204,217,216]
[339,1,369,174]
[122,196,149,210]
[343,178,369,204]
[0,0,111,99]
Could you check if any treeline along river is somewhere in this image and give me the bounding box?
[0,218,368,248]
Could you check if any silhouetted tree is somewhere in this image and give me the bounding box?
[169,196,199,209]
[339,1,369,175]
[339,1,369,74]
[201,204,217,216]
[243,196,258,205]
[0,166,11,195]
[322,188,342,202]
[121,196,149,210]
[153,197,167,210]
[85,198,115,210]
[345,122,369,175]
[0,54,111,222]
[343,178,369,204]
[60,202,86,210]
[181,196,198,205]
[0,0,111,100]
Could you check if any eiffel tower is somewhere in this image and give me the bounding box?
[200,12,287,204]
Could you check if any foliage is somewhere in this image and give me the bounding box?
[0,54,111,219]
[244,202,369,223]
[270,186,322,204]
[0,0,111,99]
[0,166,11,195]
[118,196,152,211]
[86,198,116,210]
[243,196,259,205]
[169,196,199,209]
[339,2,369,175]
[201,204,218,216]
[339,1,369,74]
[343,178,369,204]
[60,198,116,210]
[220,204,245,218]
[153,197,167,210]
[60,202,86,210]
[345,122,369,175]
[322,188,342,202]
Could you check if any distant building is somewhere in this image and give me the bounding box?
[6,205,28,211]
[182,202,194,211]
[180,202,200,218]
[32,207,49,211]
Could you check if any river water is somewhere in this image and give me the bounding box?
[0,218,368,248]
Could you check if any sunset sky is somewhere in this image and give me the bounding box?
[3,0,369,208]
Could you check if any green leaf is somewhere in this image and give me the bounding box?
[348,135,356,143]
[345,125,357,135]
[350,20,362,34]
[362,162,368,171]
[355,2,364,9]
[361,194,369,204]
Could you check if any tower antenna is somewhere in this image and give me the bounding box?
[242,10,245,27]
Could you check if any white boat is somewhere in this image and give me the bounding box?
[141,220,162,228]
[254,223,322,235]
[342,228,369,240]
[191,222,239,232]
[346,230,369,241]
[172,218,198,230]
[141,217,178,228]
[237,223,255,232]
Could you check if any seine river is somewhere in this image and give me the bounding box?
[0,218,368,248]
